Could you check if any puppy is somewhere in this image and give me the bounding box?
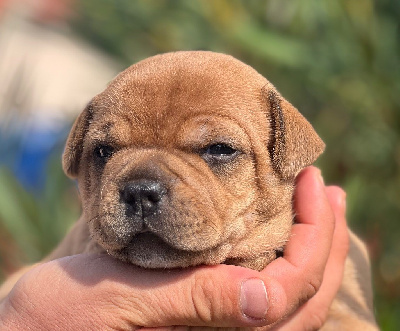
[61,51,325,271]
[0,52,377,330]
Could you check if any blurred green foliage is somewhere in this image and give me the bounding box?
[0,0,398,329]
[0,159,80,272]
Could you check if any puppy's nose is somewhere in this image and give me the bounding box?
[122,180,166,217]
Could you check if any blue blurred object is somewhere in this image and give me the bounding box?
[0,119,69,191]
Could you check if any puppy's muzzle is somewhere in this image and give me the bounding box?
[121,179,167,219]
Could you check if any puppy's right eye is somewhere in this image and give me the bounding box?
[94,145,114,162]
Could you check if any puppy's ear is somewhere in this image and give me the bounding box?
[263,86,325,179]
[62,103,94,178]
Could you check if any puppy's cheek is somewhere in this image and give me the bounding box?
[86,178,142,251]
[216,158,258,216]
[159,176,240,249]
[156,201,225,251]
[89,211,138,251]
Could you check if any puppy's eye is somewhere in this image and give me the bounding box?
[202,143,239,165]
[206,144,236,156]
[94,145,114,161]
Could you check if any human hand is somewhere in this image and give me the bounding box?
[269,167,349,330]
[0,166,348,330]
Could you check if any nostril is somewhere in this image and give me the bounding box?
[147,190,161,203]
[122,180,166,217]
[122,185,140,206]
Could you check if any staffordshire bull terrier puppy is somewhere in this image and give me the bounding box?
[61,51,325,271]
[0,51,378,330]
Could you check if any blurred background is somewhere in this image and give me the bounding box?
[0,0,398,329]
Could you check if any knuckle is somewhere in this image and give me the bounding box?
[190,271,237,325]
[306,308,329,330]
[7,280,32,314]
[190,274,218,323]
[100,282,159,326]
[305,274,322,300]
[5,265,58,326]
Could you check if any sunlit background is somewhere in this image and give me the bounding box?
[0,0,398,329]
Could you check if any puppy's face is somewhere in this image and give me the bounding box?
[63,52,324,270]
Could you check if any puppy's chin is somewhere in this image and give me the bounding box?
[107,232,233,269]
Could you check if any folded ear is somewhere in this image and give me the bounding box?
[263,85,325,179]
[62,103,94,178]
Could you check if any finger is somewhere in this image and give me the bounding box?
[4,254,274,329]
[306,186,349,304]
[260,166,336,320]
[288,167,336,269]
[272,186,349,330]
[320,186,349,299]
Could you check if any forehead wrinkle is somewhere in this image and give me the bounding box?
[85,117,128,147]
[179,112,253,146]
[110,92,167,143]
[106,115,135,146]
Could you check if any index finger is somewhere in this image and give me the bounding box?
[260,166,336,321]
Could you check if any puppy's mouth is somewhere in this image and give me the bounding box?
[127,231,172,249]
[95,177,234,268]
[112,231,230,269]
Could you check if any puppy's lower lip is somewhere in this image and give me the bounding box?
[127,231,220,253]
[130,232,170,247]
[134,232,188,251]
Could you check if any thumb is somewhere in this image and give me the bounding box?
[5,254,273,329]
[72,255,271,328]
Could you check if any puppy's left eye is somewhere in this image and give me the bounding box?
[202,143,239,164]
[206,144,236,156]
[94,145,114,161]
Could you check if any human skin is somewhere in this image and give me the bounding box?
[0,166,349,330]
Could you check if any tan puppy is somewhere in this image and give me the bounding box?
[61,51,325,271]
[0,52,377,329]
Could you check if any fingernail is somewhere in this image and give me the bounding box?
[240,278,268,320]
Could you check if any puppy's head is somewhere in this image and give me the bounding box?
[63,51,324,270]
